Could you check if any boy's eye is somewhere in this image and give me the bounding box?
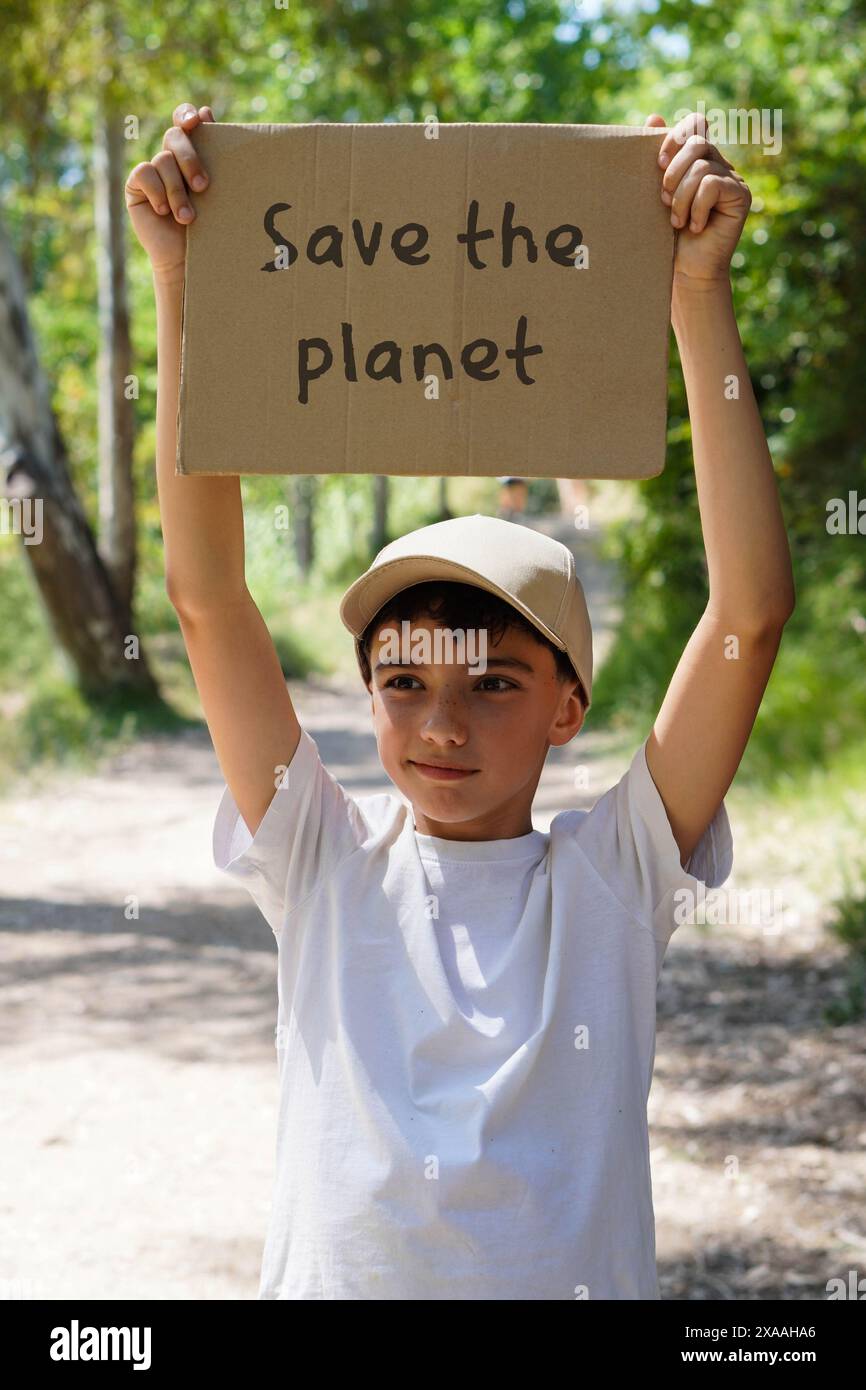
[384,675,422,690]
[476,676,516,692]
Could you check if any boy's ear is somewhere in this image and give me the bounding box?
[548,683,586,746]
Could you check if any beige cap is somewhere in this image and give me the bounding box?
[338,514,593,707]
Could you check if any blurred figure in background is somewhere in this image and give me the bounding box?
[496,475,529,521]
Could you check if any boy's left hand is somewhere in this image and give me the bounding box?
[645,111,752,287]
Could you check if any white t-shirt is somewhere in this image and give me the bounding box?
[212,726,733,1300]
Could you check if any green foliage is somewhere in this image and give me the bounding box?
[825,864,866,1024]
[0,666,192,795]
[576,0,866,784]
[0,543,55,693]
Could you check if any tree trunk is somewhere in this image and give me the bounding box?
[0,216,157,698]
[437,476,451,520]
[290,475,316,576]
[371,474,389,553]
[93,17,136,622]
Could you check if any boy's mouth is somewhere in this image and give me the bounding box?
[408,760,478,781]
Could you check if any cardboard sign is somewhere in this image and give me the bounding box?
[176,122,675,480]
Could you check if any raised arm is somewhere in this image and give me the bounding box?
[640,112,795,866]
[127,102,301,835]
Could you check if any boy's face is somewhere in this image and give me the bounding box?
[367,615,585,840]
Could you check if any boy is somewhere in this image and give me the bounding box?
[126,104,795,1300]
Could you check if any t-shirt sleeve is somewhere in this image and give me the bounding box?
[573,733,734,943]
[212,726,370,937]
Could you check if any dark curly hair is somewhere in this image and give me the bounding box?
[355,580,587,708]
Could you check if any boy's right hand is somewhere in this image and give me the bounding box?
[125,103,215,282]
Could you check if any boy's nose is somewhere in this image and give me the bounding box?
[419,697,470,743]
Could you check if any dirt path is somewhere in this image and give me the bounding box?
[1,515,863,1301]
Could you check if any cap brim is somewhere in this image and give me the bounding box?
[338,555,568,656]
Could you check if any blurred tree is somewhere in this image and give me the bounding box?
[290,475,316,576]
[371,475,390,552]
[0,0,246,696]
[0,216,156,696]
[93,2,136,618]
[438,477,452,520]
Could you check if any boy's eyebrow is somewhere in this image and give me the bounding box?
[474,656,536,673]
[373,656,537,673]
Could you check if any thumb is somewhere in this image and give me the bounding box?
[644,112,667,128]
